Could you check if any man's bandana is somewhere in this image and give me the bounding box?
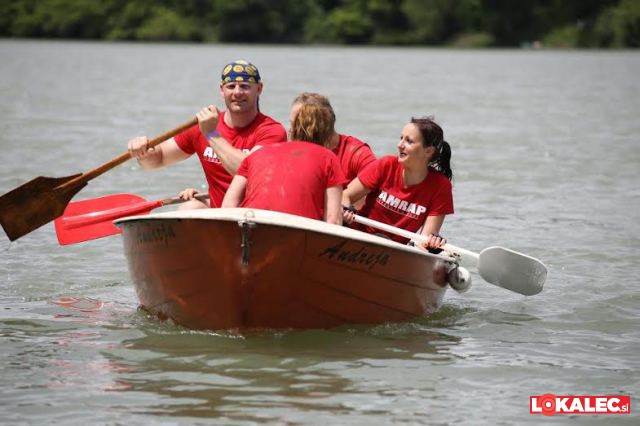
[221,60,261,84]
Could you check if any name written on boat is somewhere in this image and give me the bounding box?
[319,240,390,270]
[135,222,176,246]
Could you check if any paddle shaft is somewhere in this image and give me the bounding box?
[57,117,197,192]
[351,213,546,295]
[351,214,477,260]
[0,117,198,241]
[160,192,210,207]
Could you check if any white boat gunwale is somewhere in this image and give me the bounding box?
[114,207,459,264]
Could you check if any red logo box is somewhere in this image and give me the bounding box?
[531,394,631,416]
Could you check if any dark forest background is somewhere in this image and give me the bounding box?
[1,0,638,47]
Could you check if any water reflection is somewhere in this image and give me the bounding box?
[96,306,468,421]
[50,296,105,312]
[0,317,134,396]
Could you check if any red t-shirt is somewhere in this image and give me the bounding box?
[333,134,376,181]
[174,111,286,207]
[357,155,454,243]
[236,142,348,220]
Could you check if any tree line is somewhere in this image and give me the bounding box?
[1,0,638,48]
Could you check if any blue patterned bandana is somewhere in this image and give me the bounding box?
[220,60,261,85]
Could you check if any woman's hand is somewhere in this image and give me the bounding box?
[419,233,446,251]
[342,205,356,225]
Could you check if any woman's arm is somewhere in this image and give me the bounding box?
[341,178,371,224]
[342,178,371,225]
[221,175,248,207]
[342,177,370,206]
[418,215,447,250]
[324,186,343,225]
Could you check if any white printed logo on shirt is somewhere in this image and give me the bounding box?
[376,191,426,218]
[203,147,251,163]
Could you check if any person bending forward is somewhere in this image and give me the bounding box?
[222,103,348,224]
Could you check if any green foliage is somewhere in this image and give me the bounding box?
[366,0,410,43]
[105,2,153,40]
[449,31,494,48]
[0,2,17,36]
[216,0,279,42]
[214,0,318,43]
[135,8,202,41]
[0,0,637,47]
[542,24,581,48]
[400,0,485,45]
[326,7,374,44]
[593,0,640,47]
[8,0,116,38]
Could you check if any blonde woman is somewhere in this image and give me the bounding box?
[222,103,347,224]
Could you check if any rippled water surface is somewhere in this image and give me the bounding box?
[1,40,639,425]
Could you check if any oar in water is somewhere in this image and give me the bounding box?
[0,118,198,242]
[350,214,547,296]
[54,192,209,245]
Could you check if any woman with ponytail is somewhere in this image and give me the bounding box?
[342,116,454,250]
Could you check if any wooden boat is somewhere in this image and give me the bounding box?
[114,208,468,330]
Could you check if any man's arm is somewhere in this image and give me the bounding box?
[351,144,377,177]
[198,106,286,176]
[207,124,285,175]
[128,137,190,170]
[207,135,248,175]
[195,106,247,175]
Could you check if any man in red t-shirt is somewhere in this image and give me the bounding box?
[128,60,287,208]
[289,93,376,182]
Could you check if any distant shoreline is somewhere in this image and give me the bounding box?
[2,37,638,51]
[1,0,637,49]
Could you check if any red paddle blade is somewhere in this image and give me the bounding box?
[54,194,162,245]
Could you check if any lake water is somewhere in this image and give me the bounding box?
[1,40,638,425]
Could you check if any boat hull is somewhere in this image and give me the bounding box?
[116,209,457,330]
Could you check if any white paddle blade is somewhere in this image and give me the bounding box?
[477,247,547,296]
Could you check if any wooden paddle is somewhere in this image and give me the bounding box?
[54,192,209,245]
[350,214,547,296]
[0,118,197,241]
